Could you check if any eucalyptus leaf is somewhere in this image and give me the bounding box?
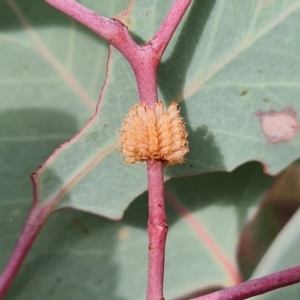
[2,163,272,300]
[31,0,300,217]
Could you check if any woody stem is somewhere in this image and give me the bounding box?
[146,160,167,300]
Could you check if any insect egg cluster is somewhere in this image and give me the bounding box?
[120,101,189,166]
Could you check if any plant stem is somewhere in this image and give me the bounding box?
[192,265,300,300]
[151,0,191,57]
[131,1,191,297]
[45,0,138,61]
[0,203,51,298]
[146,160,167,300]
[45,0,191,81]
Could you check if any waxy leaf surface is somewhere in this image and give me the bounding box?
[2,163,273,299]
[27,0,300,217]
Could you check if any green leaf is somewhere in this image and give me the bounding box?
[250,207,300,300]
[1,163,273,299]
[130,0,300,176]
[18,0,300,218]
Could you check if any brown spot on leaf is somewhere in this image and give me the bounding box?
[257,107,299,143]
[241,91,248,96]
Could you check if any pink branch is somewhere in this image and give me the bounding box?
[192,265,300,300]
[132,50,158,107]
[151,0,191,57]
[0,203,51,298]
[133,2,191,298]
[45,0,191,107]
[45,0,138,62]
[146,160,167,300]
[133,0,191,106]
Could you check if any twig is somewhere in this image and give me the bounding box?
[45,0,191,108]
[151,0,191,57]
[134,2,191,298]
[45,0,138,62]
[0,203,51,298]
[192,265,300,300]
[147,160,167,300]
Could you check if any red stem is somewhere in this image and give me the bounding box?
[44,0,191,88]
[151,0,191,57]
[0,203,51,298]
[132,2,191,297]
[132,47,159,108]
[192,265,300,300]
[147,160,167,300]
[44,0,138,62]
